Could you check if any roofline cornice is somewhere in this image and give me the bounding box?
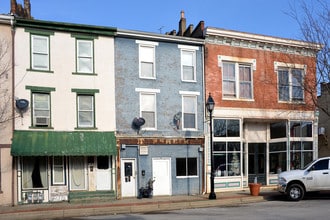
[15,18,117,36]
[205,27,322,51]
[117,28,204,45]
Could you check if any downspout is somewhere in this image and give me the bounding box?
[201,45,206,194]
[11,15,16,207]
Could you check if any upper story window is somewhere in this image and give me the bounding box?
[178,45,199,82]
[72,89,99,129]
[31,35,50,71]
[26,86,55,128]
[136,88,160,130]
[32,93,51,127]
[219,56,256,100]
[77,39,94,74]
[136,40,158,79]
[275,62,306,103]
[180,91,200,130]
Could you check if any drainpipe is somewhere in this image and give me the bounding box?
[10,15,16,207]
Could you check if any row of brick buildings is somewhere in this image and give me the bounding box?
[0,1,323,206]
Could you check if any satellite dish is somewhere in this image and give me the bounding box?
[173,112,182,129]
[132,117,145,132]
[15,99,29,117]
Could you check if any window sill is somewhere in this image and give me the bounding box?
[29,126,54,129]
[74,127,98,130]
[222,97,255,102]
[26,68,54,73]
[72,72,97,76]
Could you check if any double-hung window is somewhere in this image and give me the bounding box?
[77,39,94,73]
[32,93,51,127]
[72,89,99,128]
[219,56,255,100]
[275,62,305,102]
[178,45,199,82]
[136,88,160,130]
[31,35,50,71]
[136,40,158,79]
[26,86,55,128]
[180,91,199,130]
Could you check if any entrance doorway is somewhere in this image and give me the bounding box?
[152,158,171,196]
[248,143,266,184]
[121,159,137,197]
[96,156,111,190]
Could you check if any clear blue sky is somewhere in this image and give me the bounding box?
[0,0,317,40]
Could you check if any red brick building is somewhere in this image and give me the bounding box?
[204,27,320,191]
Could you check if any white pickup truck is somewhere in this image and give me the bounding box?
[278,157,330,201]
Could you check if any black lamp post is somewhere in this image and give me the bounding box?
[206,93,216,200]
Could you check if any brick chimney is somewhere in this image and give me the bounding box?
[178,10,186,36]
[10,0,32,19]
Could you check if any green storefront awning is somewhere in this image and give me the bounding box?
[11,130,117,156]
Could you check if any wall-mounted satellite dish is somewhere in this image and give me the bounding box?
[132,117,145,133]
[15,99,29,117]
[173,112,182,130]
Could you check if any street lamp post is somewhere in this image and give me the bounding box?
[206,93,216,200]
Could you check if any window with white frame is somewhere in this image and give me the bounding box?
[181,93,198,130]
[136,40,158,79]
[77,39,94,73]
[179,45,198,82]
[219,56,255,100]
[32,93,51,127]
[140,93,156,129]
[278,68,304,102]
[77,94,94,128]
[52,156,65,185]
[31,35,49,71]
[176,157,198,177]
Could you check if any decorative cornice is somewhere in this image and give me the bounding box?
[205,27,321,57]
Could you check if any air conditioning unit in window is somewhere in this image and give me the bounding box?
[34,117,49,126]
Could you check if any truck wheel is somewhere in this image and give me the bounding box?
[287,183,304,201]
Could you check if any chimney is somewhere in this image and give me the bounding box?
[178,10,186,36]
[24,0,31,18]
[10,0,17,15]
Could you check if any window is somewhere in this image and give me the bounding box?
[222,62,253,99]
[312,159,329,171]
[182,95,197,129]
[32,93,50,127]
[137,40,158,79]
[269,142,287,174]
[179,45,198,82]
[77,39,94,73]
[22,157,48,189]
[213,142,241,177]
[278,68,304,102]
[290,141,313,169]
[270,122,287,139]
[140,93,156,129]
[176,158,197,177]
[290,121,312,137]
[214,119,240,137]
[52,156,65,185]
[31,35,49,71]
[78,95,94,128]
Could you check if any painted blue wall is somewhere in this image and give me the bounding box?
[115,37,204,138]
[121,145,203,195]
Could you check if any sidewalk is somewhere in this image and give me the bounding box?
[0,187,279,220]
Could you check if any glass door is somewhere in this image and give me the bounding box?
[248,143,266,184]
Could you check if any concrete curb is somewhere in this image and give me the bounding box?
[0,194,271,220]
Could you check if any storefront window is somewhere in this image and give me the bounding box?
[214,142,241,177]
[270,122,287,139]
[269,142,287,173]
[290,141,313,169]
[290,121,312,137]
[214,119,240,137]
[22,157,48,189]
